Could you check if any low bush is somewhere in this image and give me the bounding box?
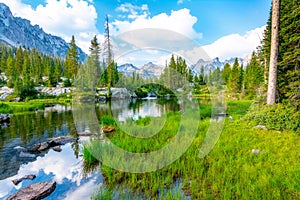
[245,103,300,133]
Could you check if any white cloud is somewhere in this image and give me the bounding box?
[0,0,98,53]
[113,8,202,40]
[115,3,149,19]
[203,26,266,60]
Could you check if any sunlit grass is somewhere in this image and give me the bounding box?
[83,100,299,199]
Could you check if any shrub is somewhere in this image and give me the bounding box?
[245,103,300,133]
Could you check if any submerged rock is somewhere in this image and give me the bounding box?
[77,130,94,137]
[38,142,50,151]
[7,181,56,200]
[27,143,41,153]
[52,146,62,152]
[48,136,76,146]
[12,174,36,185]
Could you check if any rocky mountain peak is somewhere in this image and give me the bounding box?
[0,3,86,62]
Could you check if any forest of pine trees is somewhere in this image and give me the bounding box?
[0,0,298,102]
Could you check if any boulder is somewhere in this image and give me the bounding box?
[52,146,62,152]
[27,143,41,153]
[111,88,132,99]
[48,136,76,146]
[38,142,50,151]
[7,181,56,200]
[12,174,36,185]
[27,136,75,154]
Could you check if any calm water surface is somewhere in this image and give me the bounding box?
[0,99,181,199]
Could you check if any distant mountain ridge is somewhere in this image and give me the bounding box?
[118,55,251,79]
[118,62,164,79]
[0,3,86,62]
[191,55,251,75]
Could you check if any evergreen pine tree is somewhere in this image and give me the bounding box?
[65,35,79,82]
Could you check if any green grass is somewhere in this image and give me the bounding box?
[83,100,299,199]
[0,97,71,114]
[0,102,45,114]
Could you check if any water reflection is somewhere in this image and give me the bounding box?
[96,98,180,122]
[0,99,183,199]
[0,106,77,180]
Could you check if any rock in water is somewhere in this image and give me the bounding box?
[48,136,76,146]
[27,143,41,153]
[7,181,56,200]
[52,146,62,152]
[38,142,50,151]
[77,130,94,137]
[12,174,36,185]
[102,126,116,133]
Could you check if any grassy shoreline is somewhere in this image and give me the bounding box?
[83,100,299,199]
[0,98,70,114]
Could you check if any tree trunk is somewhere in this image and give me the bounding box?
[267,0,280,104]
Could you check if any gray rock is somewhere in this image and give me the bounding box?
[38,142,50,151]
[27,143,41,153]
[48,136,76,146]
[0,4,86,61]
[111,88,132,99]
[7,181,56,200]
[12,174,36,185]
[253,125,268,130]
[251,149,260,154]
[52,146,62,152]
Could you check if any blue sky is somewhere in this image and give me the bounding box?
[0,0,271,64]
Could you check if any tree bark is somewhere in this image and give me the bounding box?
[267,0,280,104]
